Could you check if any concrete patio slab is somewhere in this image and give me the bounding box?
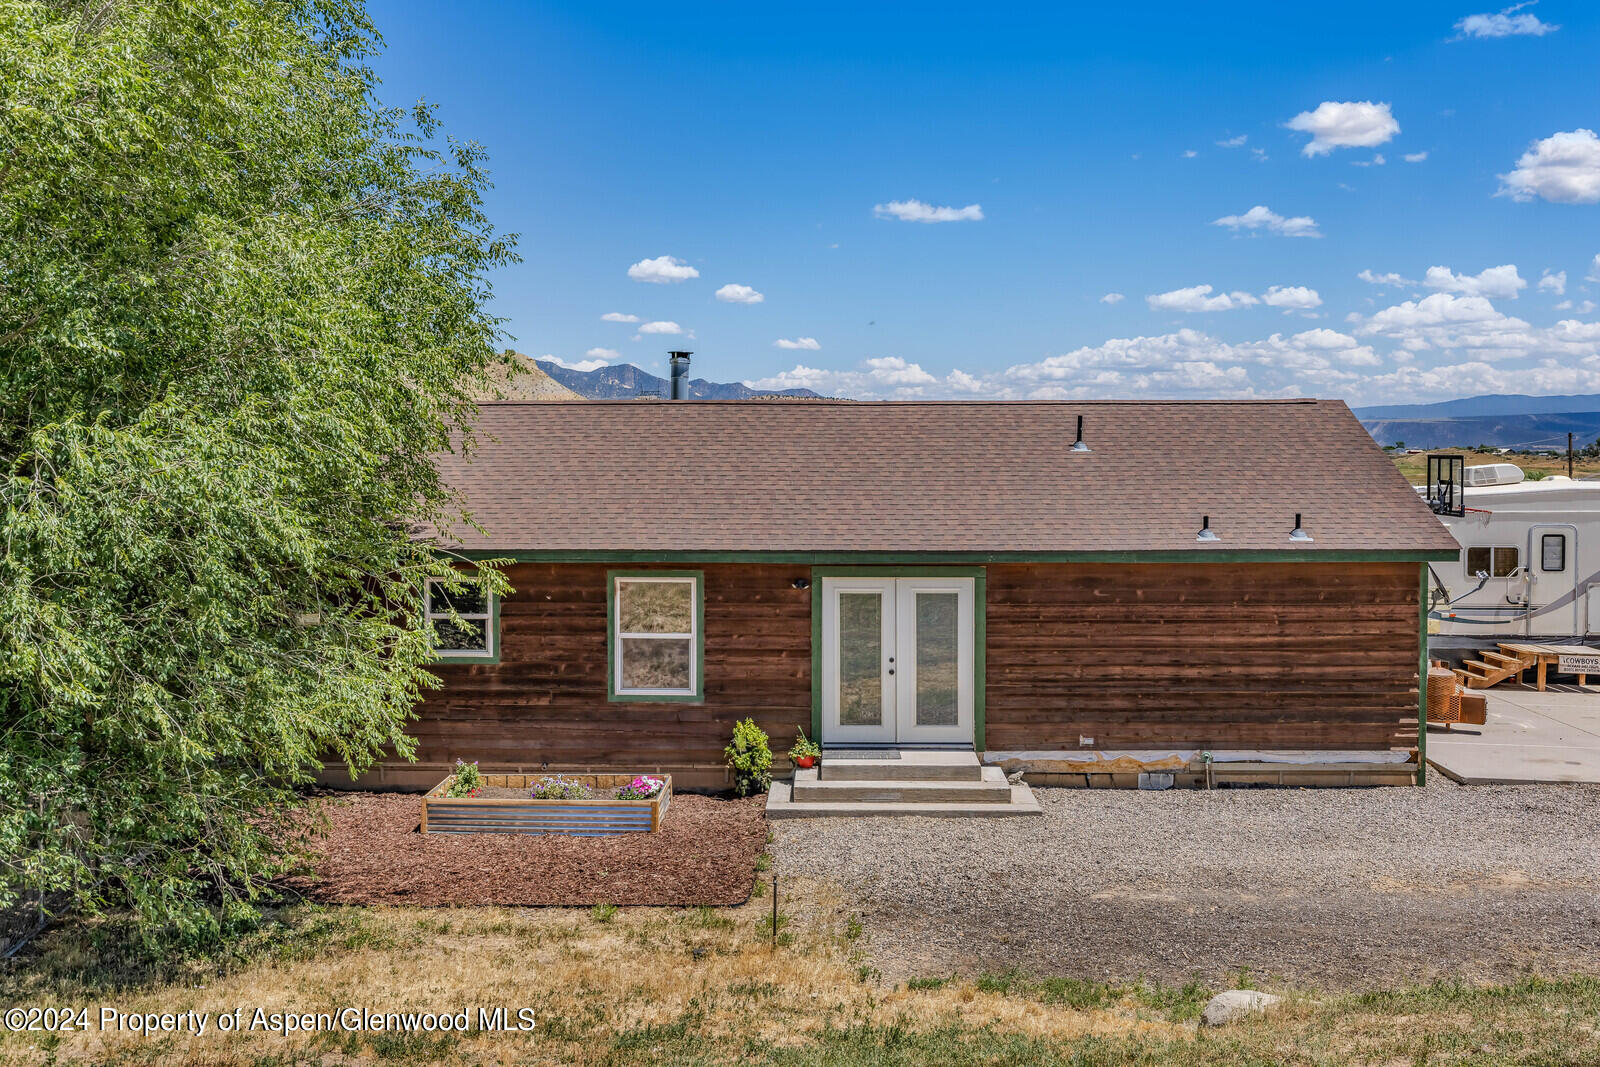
[1428,685,1600,784]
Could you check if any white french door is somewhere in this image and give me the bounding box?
[820,577,974,745]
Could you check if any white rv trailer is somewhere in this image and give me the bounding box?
[1428,462,1600,650]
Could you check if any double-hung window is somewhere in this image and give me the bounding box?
[610,572,703,700]
[425,576,497,661]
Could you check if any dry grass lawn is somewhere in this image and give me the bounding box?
[4,877,1600,1065]
[1392,448,1600,484]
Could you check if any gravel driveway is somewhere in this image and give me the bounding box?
[774,779,1600,990]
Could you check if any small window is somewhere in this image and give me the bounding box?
[1542,533,1567,572]
[611,573,702,700]
[1465,546,1521,578]
[425,576,496,660]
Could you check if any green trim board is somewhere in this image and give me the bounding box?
[425,575,501,665]
[1417,562,1428,787]
[808,566,987,749]
[606,569,706,703]
[447,548,1458,564]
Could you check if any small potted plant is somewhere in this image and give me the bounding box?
[789,730,821,770]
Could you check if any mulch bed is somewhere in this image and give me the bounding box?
[286,792,767,907]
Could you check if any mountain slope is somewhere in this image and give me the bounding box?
[1354,393,1600,420]
[1360,411,1600,450]
[471,352,584,401]
[535,359,821,400]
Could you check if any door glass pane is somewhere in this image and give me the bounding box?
[1542,534,1566,572]
[838,592,883,726]
[914,592,959,727]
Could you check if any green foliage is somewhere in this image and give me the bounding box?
[1524,469,1549,481]
[590,903,618,924]
[445,760,482,798]
[0,0,515,946]
[724,719,773,797]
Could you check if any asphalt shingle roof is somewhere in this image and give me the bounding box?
[430,399,1459,555]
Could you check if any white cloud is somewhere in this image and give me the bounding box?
[1147,285,1259,313]
[774,337,821,350]
[637,320,684,335]
[1211,205,1322,238]
[1250,147,1268,162]
[1555,299,1597,313]
[1588,254,1600,283]
[745,358,973,399]
[873,199,984,223]
[1422,264,1527,299]
[1216,135,1248,148]
[1286,100,1400,157]
[1359,269,1417,287]
[546,352,614,373]
[628,255,700,284]
[1498,129,1600,204]
[1362,293,1510,331]
[1100,292,1125,304]
[600,311,640,323]
[1404,151,1429,163]
[1538,270,1567,295]
[1454,3,1559,38]
[1183,149,1198,158]
[1262,285,1323,310]
[715,283,765,304]
[1351,153,1387,167]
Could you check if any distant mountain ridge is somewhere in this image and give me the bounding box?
[534,359,821,400]
[1353,393,1600,420]
[1359,411,1600,450]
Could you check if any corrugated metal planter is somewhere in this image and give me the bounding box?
[421,774,672,836]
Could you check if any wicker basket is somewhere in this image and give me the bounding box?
[1426,666,1462,724]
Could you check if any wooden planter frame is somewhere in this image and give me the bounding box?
[421,773,672,836]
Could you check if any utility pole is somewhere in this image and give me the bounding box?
[1569,432,1575,479]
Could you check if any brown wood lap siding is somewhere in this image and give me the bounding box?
[410,563,812,769]
[983,561,1420,752]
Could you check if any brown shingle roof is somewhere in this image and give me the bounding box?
[431,399,1458,555]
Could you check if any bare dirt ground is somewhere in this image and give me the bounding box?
[774,778,1600,990]
[289,792,766,906]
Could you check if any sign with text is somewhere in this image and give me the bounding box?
[1557,654,1600,675]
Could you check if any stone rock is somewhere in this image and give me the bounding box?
[1200,989,1282,1027]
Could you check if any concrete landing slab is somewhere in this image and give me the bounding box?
[764,778,1043,818]
[1428,685,1600,784]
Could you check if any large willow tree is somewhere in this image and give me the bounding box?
[0,0,514,942]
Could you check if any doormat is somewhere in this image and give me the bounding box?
[823,749,900,760]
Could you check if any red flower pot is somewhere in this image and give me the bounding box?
[794,755,817,769]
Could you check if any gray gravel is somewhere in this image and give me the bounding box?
[773,779,1600,990]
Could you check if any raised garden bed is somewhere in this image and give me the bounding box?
[421,773,672,836]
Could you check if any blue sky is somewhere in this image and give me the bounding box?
[368,1,1599,403]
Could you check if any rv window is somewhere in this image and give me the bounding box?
[1466,546,1520,577]
[1542,534,1567,572]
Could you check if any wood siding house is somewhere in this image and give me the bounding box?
[371,398,1459,790]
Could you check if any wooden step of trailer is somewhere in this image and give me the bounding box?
[1479,650,1525,669]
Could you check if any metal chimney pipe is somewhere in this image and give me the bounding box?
[668,351,692,400]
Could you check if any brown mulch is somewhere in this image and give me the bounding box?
[286,792,767,907]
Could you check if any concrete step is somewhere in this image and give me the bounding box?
[819,748,982,782]
[792,766,1012,803]
[765,778,1042,819]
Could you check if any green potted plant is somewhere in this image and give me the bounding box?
[788,730,821,769]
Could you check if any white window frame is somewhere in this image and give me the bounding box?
[612,574,700,699]
[424,576,496,661]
